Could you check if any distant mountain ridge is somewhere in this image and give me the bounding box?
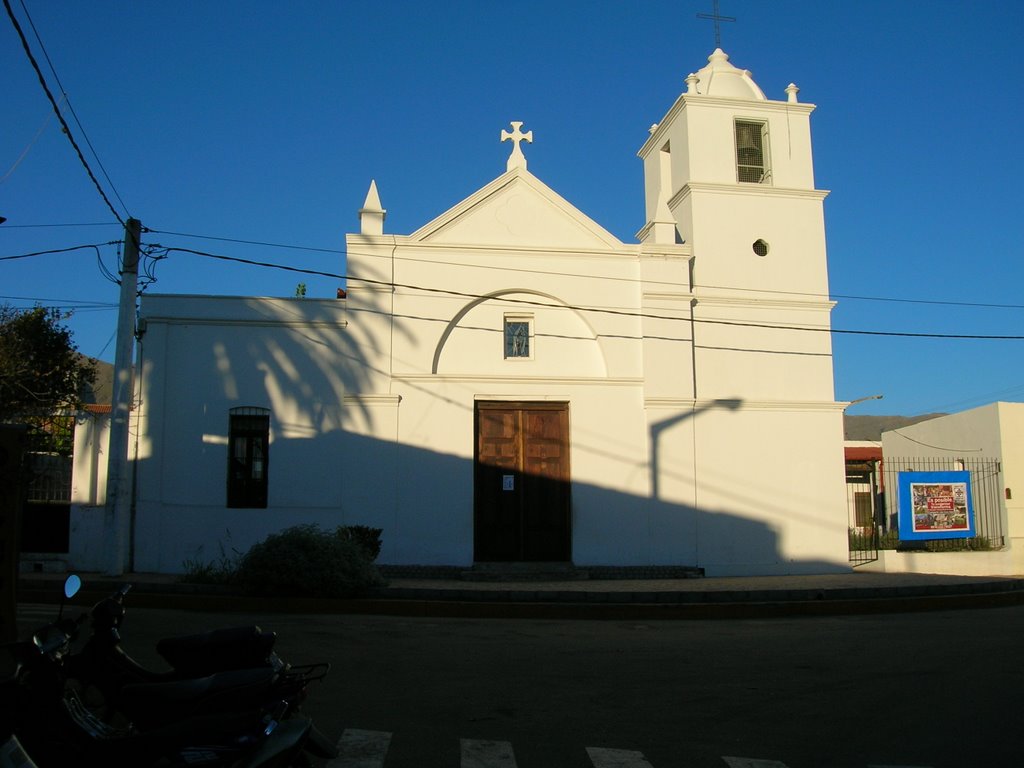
[80,357,113,405]
[843,414,946,441]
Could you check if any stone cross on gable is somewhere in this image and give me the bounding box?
[501,121,533,172]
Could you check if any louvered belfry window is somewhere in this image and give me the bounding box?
[227,407,270,508]
[735,120,769,183]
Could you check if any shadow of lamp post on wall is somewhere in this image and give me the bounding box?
[649,399,743,499]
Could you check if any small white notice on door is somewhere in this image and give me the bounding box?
[502,475,515,491]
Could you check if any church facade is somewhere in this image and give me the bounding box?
[72,49,851,576]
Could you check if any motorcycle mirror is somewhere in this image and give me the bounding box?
[64,574,82,600]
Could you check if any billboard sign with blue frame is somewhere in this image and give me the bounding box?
[897,471,974,540]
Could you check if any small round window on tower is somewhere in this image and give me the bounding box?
[752,239,770,257]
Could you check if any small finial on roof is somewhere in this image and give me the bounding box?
[786,83,800,103]
[501,121,533,172]
[359,179,386,236]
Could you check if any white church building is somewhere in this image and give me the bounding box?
[71,49,851,577]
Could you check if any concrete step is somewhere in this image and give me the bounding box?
[462,562,591,582]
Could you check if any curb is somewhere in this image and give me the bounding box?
[17,577,1024,620]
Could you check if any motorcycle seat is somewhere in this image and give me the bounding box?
[156,625,277,676]
[118,667,278,729]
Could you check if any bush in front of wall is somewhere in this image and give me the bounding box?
[336,525,383,561]
[235,523,385,598]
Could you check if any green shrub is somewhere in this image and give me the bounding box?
[336,525,383,561]
[924,536,992,552]
[878,529,900,550]
[180,558,238,585]
[235,524,384,598]
[180,534,242,584]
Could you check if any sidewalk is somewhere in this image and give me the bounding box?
[17,568,1024,619]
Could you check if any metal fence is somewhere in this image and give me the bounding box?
[848,456,1005,562]
[881,456,1004,550]
[24,453,72,504]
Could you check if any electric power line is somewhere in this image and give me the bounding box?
[157,245,1024,341]
[144,228,344,255]
[3,0,126,226]
[145,227,1024,312]
[0,243,116,262]
[0,222,117,229]
[0,95,63,185]
[0,294,116,309]
[17,0,130,217]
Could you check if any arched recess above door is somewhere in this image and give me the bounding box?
[431,289,609,378]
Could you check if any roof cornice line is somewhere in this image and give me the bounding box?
[638,95,815,157]
[693,294,837,311]
[668,182,828,209]
[645,397,846,412]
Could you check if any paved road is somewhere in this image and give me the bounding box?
[16,602,1024,767]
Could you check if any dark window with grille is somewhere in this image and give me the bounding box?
[227,407,269,508]
[735,120,769,183]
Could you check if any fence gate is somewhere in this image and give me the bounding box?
[846,459,880,565]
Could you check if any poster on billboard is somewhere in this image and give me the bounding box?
[897,471,975,540]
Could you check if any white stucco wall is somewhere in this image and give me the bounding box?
[68,48,852,577]
[130,297,354,572]
[69,410,112,571]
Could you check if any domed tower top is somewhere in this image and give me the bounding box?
[688,48,766,100]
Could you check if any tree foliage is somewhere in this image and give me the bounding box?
[0,305,96,429]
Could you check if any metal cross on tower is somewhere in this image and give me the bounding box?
[697,0,736,49]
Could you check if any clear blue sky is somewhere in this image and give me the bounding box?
[2,0,1022,417]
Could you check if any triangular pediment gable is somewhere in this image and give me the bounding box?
[409,168,623,250]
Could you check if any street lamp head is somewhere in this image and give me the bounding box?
[845,394,884,409]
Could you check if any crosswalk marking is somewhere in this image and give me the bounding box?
[587,746,655,767]
[325,729,935,767]
[461,738,518,767]
[328,729,391,768]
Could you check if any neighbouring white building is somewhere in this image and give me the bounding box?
[71,49,852,577]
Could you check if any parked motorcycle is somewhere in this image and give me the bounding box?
[79,582,284,680]
[2,576,325,767]
[65,578,336,759]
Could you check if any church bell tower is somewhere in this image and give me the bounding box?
[637,48,835,403]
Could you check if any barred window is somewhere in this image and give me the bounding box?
[227,407,270,508]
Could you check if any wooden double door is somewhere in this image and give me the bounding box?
[474,402,571,562]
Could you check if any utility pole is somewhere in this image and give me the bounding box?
[104,217,141,576]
